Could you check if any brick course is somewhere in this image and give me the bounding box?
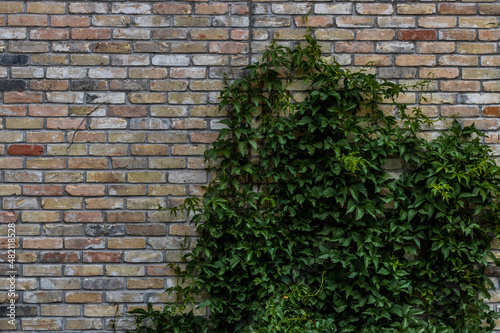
[0,1,499,332]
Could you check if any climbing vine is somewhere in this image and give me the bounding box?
[128,34,500,333]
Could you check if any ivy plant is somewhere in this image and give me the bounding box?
[128,34,500,333]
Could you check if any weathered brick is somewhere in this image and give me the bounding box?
[439,55,478,67]
[441,106,479,117]
[458,93,500,104]
[417,42,455,54]
[41,198,82,210]
[395,55,436,66]
[0,28,26,39]
[23,265,61,277]
[418,17,456,29]
[479,31,500,41]
[87,171,127,183]
[439,4,476,15]
[65,318,103,330]
[459,17,498,28]
[68,157,108,169]
[129,93,166,104]
[107,212,146,223]
[106,266,146,277]
[354,55,392,66]
[463,68,500,80]
[457,43,497,54]
[85,224,125,237]
[0,2,23,13]
[43,224,81,236]
[127,198,166,210]
[21,211,60,223]
[85,198,124,210]
[24,185,63,196]
[397,4,435,15]
[22,319,62,330]
[4,170,43,182]
[108,238,146,249]
[72,28,110,40]
[127,224,167,236]
[45,171,84,183]
[64,265,104,276]
[127,278,164,289]
[26,132,64,143]
[65,185,105,197]
[52,15,89,27]
[84,304,124,317]
[40,252,80,263]
[93,42,131,53]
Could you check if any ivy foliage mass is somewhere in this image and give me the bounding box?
[129,35,500,332]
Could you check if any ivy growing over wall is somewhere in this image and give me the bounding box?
[129,35,500,333]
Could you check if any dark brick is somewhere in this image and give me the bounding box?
[82,278,125,290]
[0,55,29,65]
[485,265,500,277]
[0,266,19,276]
[127,224,167,236]
[379,68,417,79]
[0,305,37,317]
[71,80,97,91]
[0,80,26,91]
[84,224,125,237]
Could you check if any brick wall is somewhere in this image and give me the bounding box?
[0,1,500,331]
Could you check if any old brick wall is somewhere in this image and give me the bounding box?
[0,0,500,331]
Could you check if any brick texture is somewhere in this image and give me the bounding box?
[0,1,500,332]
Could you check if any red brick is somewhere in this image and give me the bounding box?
[109,106,147,117]
[0,105,26,116]
[51,16,89,27]
[483,106,500,117]
[8,145,44,156]
[4,92,43,104]
[0,212,18,222]
[438,4,476,15]
[24,185,63,196]
[398,30,437,41]
[83,252,122,263]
